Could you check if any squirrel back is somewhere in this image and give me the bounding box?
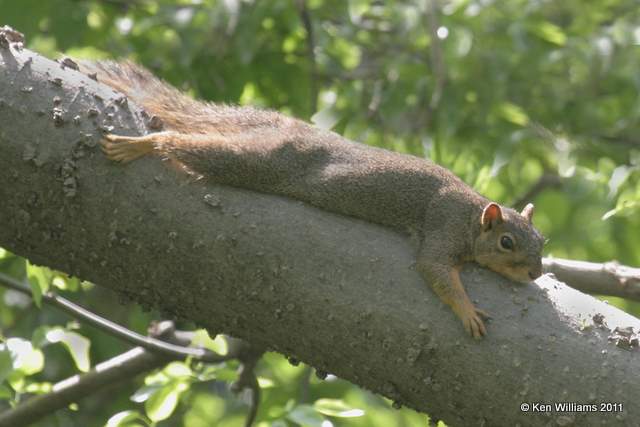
[83,60,486,234]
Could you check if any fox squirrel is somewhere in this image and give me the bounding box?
[84,60,545,338]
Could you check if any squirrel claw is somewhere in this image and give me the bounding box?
[475,308,491,320]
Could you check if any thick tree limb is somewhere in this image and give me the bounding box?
[544,257,640,302]
[1,39,640,426]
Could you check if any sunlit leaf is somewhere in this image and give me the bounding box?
[5,338,44,376]
[24,381,52,394]
[131,384,163,403]
[106,410,150,427]
[51,274,81,292]
[190,329,227,355]
[163,362,192,379]
[313,398,365,417]
[287,404,325,427]
[26,262,53,308]
[529,21,567,46]
[497,102,529,127]
[144,383,181,422]
[45,328,91,372]
[257,376,275,388]
[608,166,632,198]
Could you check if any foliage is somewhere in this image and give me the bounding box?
[0,0,639,425]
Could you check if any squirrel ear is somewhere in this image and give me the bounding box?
[521,203,534,223]
[481,203,503,230]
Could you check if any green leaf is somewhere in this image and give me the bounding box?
[497,102,529,127]
[52,274,81,291]
[608,166,633,197]
[24,381,52,394]
[131,384,162,403]
[529,21,567,46]
[602,199,639,220]
[106,410,150,427]
[45,328,91,372]
[197,364,238,382]
[0,384,13,400]
[190,329,227,355]
[257,376,275,388]
[286,404,325,427]
[5,338,44,376]
[0,350,13,384]
[163,361,192,379]
[26,262,53,308]
[313,398,365,418]
[144,383,182,422]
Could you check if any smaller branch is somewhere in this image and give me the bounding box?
[543,257,640,301]
[425,0,445,113]
[228,337,266,427]
[512,174,562,211]
[0,320,184,427]
[0,348,165,427]
[597,134,640,147]
[0,273,225,363]
[414,0,447,134]
[295,0,319,116]
[298,365,312,403]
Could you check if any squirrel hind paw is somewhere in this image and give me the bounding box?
[101,134,154,163]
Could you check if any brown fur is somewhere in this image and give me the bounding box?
[88,60,545,338]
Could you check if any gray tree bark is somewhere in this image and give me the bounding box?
[1,40,639,426]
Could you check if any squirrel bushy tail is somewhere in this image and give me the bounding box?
[81,60,287,134]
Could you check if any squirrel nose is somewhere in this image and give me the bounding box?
[528,263,543,280]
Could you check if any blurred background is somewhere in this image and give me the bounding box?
[0,0,639,425]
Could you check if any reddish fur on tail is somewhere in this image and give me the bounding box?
[80,60,288,135]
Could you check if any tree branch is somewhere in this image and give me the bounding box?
[544,257,640,301]
[2,36,640,426]
[295,0,319,117]
[0,272,227,362]
[512,173,562,211]
[0,322,176,427]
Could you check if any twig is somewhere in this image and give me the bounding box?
[298,365,312,403]
[543,257,640,301]
[228,337,266,427]
[0,273,226,363]
[423,0,446,128]
[597,134,640,147]
[512,174,562,211]
[295,0,319,116]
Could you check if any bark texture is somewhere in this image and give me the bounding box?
[1,42,640,426]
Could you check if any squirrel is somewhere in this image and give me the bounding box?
[83,60,545,338]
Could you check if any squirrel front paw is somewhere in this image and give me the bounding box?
[459,306,489,339]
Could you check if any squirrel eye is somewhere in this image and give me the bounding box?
[499,235,514,251]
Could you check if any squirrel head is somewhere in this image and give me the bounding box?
[472,202,544,283]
